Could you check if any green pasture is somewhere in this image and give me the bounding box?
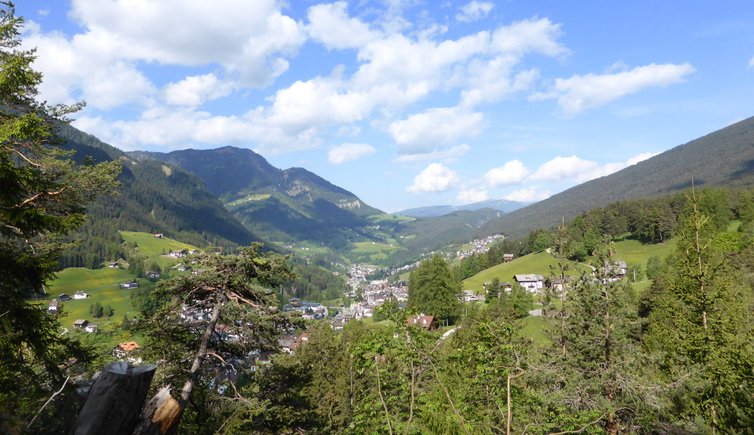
[517,316,550,346]
[610,238,676,266]
[226,193,271,207]
[120,231,197,257]
[45,267,140,330]
[462,252,590,293]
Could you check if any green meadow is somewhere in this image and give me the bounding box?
[462,251,591,293]
[45,267,141,330]
[120,231,197,257]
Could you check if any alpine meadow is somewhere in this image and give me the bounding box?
[3,1,754,434]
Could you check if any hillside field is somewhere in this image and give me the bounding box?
[462,252,591,293]
[45,267,141,329]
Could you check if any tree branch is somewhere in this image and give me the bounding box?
[27,376,70,429]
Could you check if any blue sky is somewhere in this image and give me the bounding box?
[17,0,754,212]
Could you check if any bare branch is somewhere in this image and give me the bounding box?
[27,376,70,429]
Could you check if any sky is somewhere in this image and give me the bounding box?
[16,0,754,212]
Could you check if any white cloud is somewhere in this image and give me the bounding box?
[328,143,376,164]
[457,188,489,204]
[575,151,659,182]
[530,155,598,181]
[456,1,494,23]
[491,18,568,57]
[407,163,459,193]
[504,188,551,202]
[307,2,379,49]
[164,74,234,107]
[389,106,484,153]
[393,144,470,164]
[25,0,305,109]
[483,160,530,187]
[533,63,695,115]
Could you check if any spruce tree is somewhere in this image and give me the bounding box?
[408,255,461,324]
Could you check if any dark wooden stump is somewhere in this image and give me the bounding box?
[72,362,156,435]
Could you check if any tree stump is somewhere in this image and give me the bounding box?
[72,362,156,435]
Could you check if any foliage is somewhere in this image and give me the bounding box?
[0,4,119,431]
[408,255,461,323]
[139,243,296,431]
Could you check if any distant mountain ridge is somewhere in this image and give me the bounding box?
[396,199,528,218]
[132,147,385,250]
[483,115,754,237]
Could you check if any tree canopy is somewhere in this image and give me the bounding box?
[408,255,461,323]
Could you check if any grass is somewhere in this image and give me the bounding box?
[517,316,550,346]
[43,267,141,330]
[120,231,197,257]
[610,238,676,266]
[226,193,271,207]
[462,252,591,293]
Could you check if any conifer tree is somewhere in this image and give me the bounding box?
[0,3,119,430]
[408,255,461,324]
[646,190,754,432]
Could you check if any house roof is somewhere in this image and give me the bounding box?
[513,274,543,282]
[406,315,434,329]
[117,341,140,352]
[73,319,88,326]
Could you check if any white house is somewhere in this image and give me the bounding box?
[73,291,88,299]
[513,274,544,292]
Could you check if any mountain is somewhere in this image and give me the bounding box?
[133,147,385,251]
[56,126,258,267]
[482,116,754,237]
[396,199,528,218]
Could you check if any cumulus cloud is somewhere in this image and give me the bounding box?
[328,143,376,164]
[533,63,695,115]
[457,188,489,203]
[393,144,470,164]
[24,0,305,110]
[530,155,598,181]
[389,107,484,153]
[456,1,494,23]
[407,163,459,193]
[483,160,530,187]
[164,73,234,107]
[528,152,659,183]
[491,18,568,57]
[504,188,551,202]
[306,2,378,49]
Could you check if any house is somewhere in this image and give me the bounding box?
[146,271,160,280]
[59,293,72,301]
[503,253,515,262]
[513,274,544,292]
[47,299,60,312]
[73,319,89,329]
[462,290,483,302]
[108,262,119,268]
[406,314,435,330]
[73,291,88,299]
[112,341,141,359]
[549,277,570,292]
[120,281,139,289]
[153,233,164,239]
[604,260,628,280]
[84,324,98,333]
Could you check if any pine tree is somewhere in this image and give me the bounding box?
[408,255,461,324]
[646,189,754,432]
[0,3,119,430]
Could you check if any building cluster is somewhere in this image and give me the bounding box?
[455,234,505,260]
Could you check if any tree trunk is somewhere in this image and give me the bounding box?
[72,362,157,435]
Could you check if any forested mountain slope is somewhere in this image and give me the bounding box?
[396,198,528,218]
[133,147,385,250]
[484,116,754,237]
[56,126,258,267]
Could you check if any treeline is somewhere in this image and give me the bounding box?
[281,262,350,303]
[455,186,754,280]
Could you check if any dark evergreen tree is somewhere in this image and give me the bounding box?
[408,255,461,324]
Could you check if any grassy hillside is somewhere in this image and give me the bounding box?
[45,268,141,328]
[462,251,591,293]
